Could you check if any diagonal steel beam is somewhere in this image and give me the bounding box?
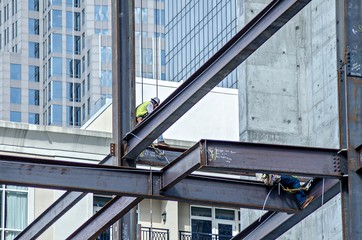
[14,155,112,240]
[66,196,142,240]
[232,178,340,240]
[15,191,87,240]
[0,156,301,212]
[124,0,312,160]
[160,139,344,192]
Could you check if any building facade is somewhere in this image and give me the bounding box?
[0,0,166,127]
[165,0,238,88]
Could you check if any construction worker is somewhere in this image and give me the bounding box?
[257,173,314,210]
[136,97,169,147]
[279,175,314,210]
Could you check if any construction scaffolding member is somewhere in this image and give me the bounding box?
[136,97,169,147]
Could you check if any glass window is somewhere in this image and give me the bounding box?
[49,104,62,125]
[66,35,80,55]
[66,11,73,29]
[66,106,81,126]
[50,10,62,29]
[49,81,62,101]
[66,0,80,7]
[49,0,61,6]
[154,9,165,25]
[215,209,235,220]
[142,48,153,65]
[29,66,39,82]
[28,18,39,35]
[95,29,109,35]
[49,57,62,77]
[66,82,81,102]
[10,87,21,104]
[10,64,21,80]
[66,59,81,78]
[74,12,80,31]
[29,113,40,124]
[29,89,39,105]
[49,33,62,53]
[100,71,112,87]
[135,8,147,24]
[29,42,39,58]
[191,207,212,217]
[101,46,112,63]
[10,111,21,122]
[28,0,39,11]
[94,5,108,21]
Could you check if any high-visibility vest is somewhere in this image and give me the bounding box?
[136,101,151,118]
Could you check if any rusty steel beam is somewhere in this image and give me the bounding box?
[232,178,340,240]
[66,196,142,240]
[14,155,112,240]
[123,0,312,160]
[0,156,301,212]
[15,191,87,240]
[136,145,185,166]
[160,140,343,192]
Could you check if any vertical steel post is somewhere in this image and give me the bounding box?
[112,0,136,239]
[340,0,362,238]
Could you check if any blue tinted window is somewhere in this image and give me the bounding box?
[29,89,40,105]
[29,66,39,82]
[29,42,39,58]
[101,46,112,63]
[49,105,62,125]
[29,113,39,124]
[66,106,81,126]
[10,111,21,122]
[10,87,21,104]
[100,71,112,87]
[10,64,21,80]
[29,0,39,11]
[94,5,108,21]
[51,10,62,28]
[154,9,165,25]
[135,8,147,24]
[66,82,81,102]
[49,0,62,6]
[50,57,62,77]
[49,81,62,101]
[29,18,39,35]
[50,33,62,53]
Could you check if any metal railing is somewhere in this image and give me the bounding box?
[179,231,232,240]
[141,227,169,240]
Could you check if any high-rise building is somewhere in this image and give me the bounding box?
[0,0,166,127]
[165,0,238,88]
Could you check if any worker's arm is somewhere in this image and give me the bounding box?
[146,103,154,114]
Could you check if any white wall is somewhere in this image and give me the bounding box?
[85,77,239,144]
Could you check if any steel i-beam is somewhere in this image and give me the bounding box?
[123,0,313,160]
[66,196,142,240]
[232,178,340,240]
[161,140,344,192]
[14,155,112,240]
[0,156,302,212]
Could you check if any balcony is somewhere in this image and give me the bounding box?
[179,231,232,240]
[141,227,169,240]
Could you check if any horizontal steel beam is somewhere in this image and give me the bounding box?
[123,0,312,160]
[233,178,340,240]
[161,140,344,188]
[136,145,185,166]
[14,154,114,240]
[0,156,300,212]
[66,196,142,240]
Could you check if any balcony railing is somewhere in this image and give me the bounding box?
[141,227,169,240]
[179,231,232,240]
